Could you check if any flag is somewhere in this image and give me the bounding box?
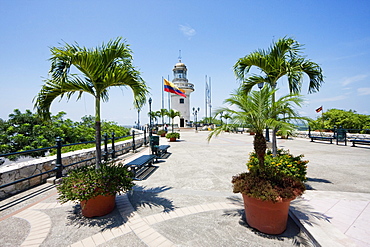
[164,79,186,98]
[316,106,323,113]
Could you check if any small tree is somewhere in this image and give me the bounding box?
[234,37,324,156]
[157,108,169,126]
[209,86,305,169]
[34,37,148,168]
[166,109,180,132]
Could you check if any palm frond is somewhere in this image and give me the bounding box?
[233,37,324,95]
[301,60,324,94]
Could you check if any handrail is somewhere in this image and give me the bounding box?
[0,146,55,158]
[0,129,147,191]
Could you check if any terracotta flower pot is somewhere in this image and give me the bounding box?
[80,194,116,217]
[161,133,166,137]
[242,194,293,234]
[169,137,177,142]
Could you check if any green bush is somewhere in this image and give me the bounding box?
[57,162,135,204]
[247,149,308,182]
[166,132,180,139]
[157,130,167,135]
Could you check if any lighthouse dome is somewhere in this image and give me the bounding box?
[175,62,186,68]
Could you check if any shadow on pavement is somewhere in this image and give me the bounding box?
[66,204,125,231]
[129,185,176,213]
[305,177,332,190]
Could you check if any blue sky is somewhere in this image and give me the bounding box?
[1,0,369,126]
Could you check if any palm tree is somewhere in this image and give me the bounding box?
[166,109,180,132]
[157,108,169,126]
[223,113,231,125]
[234,37,324,155]
[148,111,159,126]
[34,37,149,168]
[209,86,305,169]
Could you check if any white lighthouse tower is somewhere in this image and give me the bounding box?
[171,58,194,127]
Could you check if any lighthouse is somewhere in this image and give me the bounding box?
[171,58,194,127]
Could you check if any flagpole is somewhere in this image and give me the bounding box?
[205,75,208,123]
[322,105,324,129]
[161,76,164,110]
[168,75,171,124]
[209,77,212,123]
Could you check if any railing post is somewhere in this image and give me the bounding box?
[104,133,108,161]
[111,132,116,159]
[55,137,63,178]
[132,130,136,152]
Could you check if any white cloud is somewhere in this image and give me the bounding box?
[179,24,196,39]
[341,74,368,86]
[319,95,348,102]
[357,87,370,96]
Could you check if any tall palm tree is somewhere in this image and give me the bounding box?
[34,37,149,168]
[209,86,305,169]
[148,111,159,126]
[166,109,180,132]
[157,108,169,126]
[234,37,324,155]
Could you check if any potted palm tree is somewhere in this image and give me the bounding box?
[57,162,134,217]
[166,132,180,142]
[234,37,324,156]
[209,86,307,234]
[148,111,160,134]
[35,37,148,217]
[157,129,167,137]
[166,109,180,133]
[157,108,169,127]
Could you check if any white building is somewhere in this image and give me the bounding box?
[171,60,194,127]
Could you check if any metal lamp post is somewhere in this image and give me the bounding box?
[192,107,200,132]
[149,98,152,137]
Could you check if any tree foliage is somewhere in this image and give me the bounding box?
[34,37,148,168]
[310,109,370,131]
[233,37,324,155]
[166,109,180,132]
[209,86,306,167]
[0,109,130,159]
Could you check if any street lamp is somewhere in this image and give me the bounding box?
[149,98,152,137]
[192,107,200,132]
[257,82,270,142]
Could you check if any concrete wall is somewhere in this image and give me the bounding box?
[0,135,145,199]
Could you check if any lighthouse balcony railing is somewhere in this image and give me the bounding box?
[177,82,194,90]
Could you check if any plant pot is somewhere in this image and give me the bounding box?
[80,194,116,217]
[169,137,177,142]
[242,194,293,234]
[250,132,255,135]
[161,133,166,137]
